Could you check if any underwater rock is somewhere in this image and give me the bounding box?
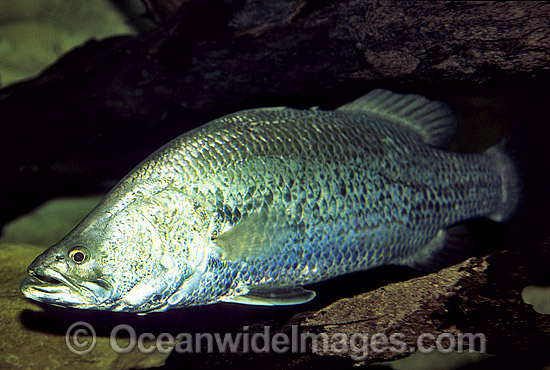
[297,240,550,364]
[0,196,101,246]
[522,285,550,315]
[300,258,486,362]
[0,243,173,370]
[0,0,135,86]
[377,350,492,370]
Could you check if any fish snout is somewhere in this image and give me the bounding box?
[27,247,66,276]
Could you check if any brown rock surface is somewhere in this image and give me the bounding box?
[0,243,172,370]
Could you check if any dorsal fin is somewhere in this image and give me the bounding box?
[337,89,458,148]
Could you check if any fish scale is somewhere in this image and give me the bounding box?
[158,108,500,306]
[20,90,516,313]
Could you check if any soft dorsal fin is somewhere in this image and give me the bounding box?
[222,286,316,306]
[337,89,458,148]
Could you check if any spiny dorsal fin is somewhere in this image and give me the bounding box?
[214,207,289,261]
[337,89,458,148]
[222,286,316,306]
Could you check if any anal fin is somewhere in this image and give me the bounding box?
[400,226,475,272]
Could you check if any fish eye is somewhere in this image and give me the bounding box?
[68,246,89,264]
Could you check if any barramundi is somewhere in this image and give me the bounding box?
[20,89,519,314]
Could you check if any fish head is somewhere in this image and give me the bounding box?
[20,234,113,310]
[21,182,214,313]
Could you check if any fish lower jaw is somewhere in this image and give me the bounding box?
[20,277,91,306]
[20,269,112,308]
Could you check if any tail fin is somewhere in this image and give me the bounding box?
[487,120,550,240]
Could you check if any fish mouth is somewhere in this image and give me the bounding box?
[20,268,113,308]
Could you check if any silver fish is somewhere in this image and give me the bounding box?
[20,89,519,314]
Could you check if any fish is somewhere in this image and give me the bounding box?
[20,89,520,314]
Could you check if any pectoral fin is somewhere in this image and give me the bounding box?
[222,286,316,306]
[214,207,290,261]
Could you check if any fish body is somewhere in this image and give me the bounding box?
[20,89,518,313]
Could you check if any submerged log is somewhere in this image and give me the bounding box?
[1,0,549,227]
